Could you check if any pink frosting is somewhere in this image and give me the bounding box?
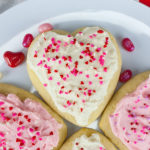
[109,76,150,150]
[0,94,62,150]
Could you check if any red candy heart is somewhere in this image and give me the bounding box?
[3,51,25,68]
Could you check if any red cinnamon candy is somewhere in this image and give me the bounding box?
[3,51,25,68]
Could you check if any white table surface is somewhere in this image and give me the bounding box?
[0,0,24,13]
[0,0,143,14]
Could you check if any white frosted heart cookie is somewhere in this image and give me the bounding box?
[99,71,150,150]
[0,83,67,150]
[27,26,121,126]
[60,128,117,150]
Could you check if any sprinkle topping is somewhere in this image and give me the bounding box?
[72,134,106,150]
[0,94,61,150]
[27,27,118,125]
[110,76,150,150]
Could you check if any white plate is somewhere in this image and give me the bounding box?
[0,0,150,142]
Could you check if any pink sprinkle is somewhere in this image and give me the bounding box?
[59,90,63,94]
[86,74,89,78]
[0,101,4,106]
[52,40,55,44]
[64,42,68,47]
[37,60,42,66]
[90,44,94,47]
[17,132,22,137]
[99,55,104,66]
[95,74,98,77]
[58,60,62,64]
[70,40,74,44]
[67,35,71,37]
[63,77,66,81]
[134,141,137,144]
[93,34,97,37]
[47,57,51,61]
[0,132,4,137]
[89,81,92,85]
[66,74,70,78]
[135,99,140,103]
[44,64,48,68]
[17,127,21,131]
[43,83,47,87]
[67,101,72,106]
[99,81,103,85]
[79,71,83,74]
[82,99,86,103]
[51,37,55,41]
[56,45,60,49]
[63,105,67,108]
[65,92,68,95]
[22,126,25,130]
[55,48,59,52]
[57,82,60,86]
[36,132,40,136]
[52,58,56,61]
[88,90,92,93]
[29,128,34,132]
[43,54,45,58]
[48,44,52,48]
[89,35,93,39]
[84,92,87,96]
[48,76,53,80]
[35,50,38,54]
[78,32,83,34]
[39,137,42,141]
[103,52,106,55]
[12,113,17,117]
[57,40,61,44]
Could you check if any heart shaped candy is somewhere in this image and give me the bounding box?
[3,51,25,68]
[27,27,121,126]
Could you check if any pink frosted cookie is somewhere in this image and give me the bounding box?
[60,128,117,150]
[0,83,67,150]
[99,71,150,150]
[27,27,121,126]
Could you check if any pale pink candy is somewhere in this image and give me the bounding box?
[38,23,53,33]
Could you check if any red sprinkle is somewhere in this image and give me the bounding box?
[119,69,132,83]
[97,30,104,33]
[49,131,53,135]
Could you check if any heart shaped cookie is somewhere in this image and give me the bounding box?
[27,27,121,126]
[0,83,67,150]
[99,71,150,150]
[60,128,117,150]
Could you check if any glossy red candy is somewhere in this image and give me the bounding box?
[3,51,25,68]
[119,69,132,83]
[22,33,34,48]
[122,38,135,52]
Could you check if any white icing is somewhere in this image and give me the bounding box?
[72,133,106,150]
[27,27,118,126]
